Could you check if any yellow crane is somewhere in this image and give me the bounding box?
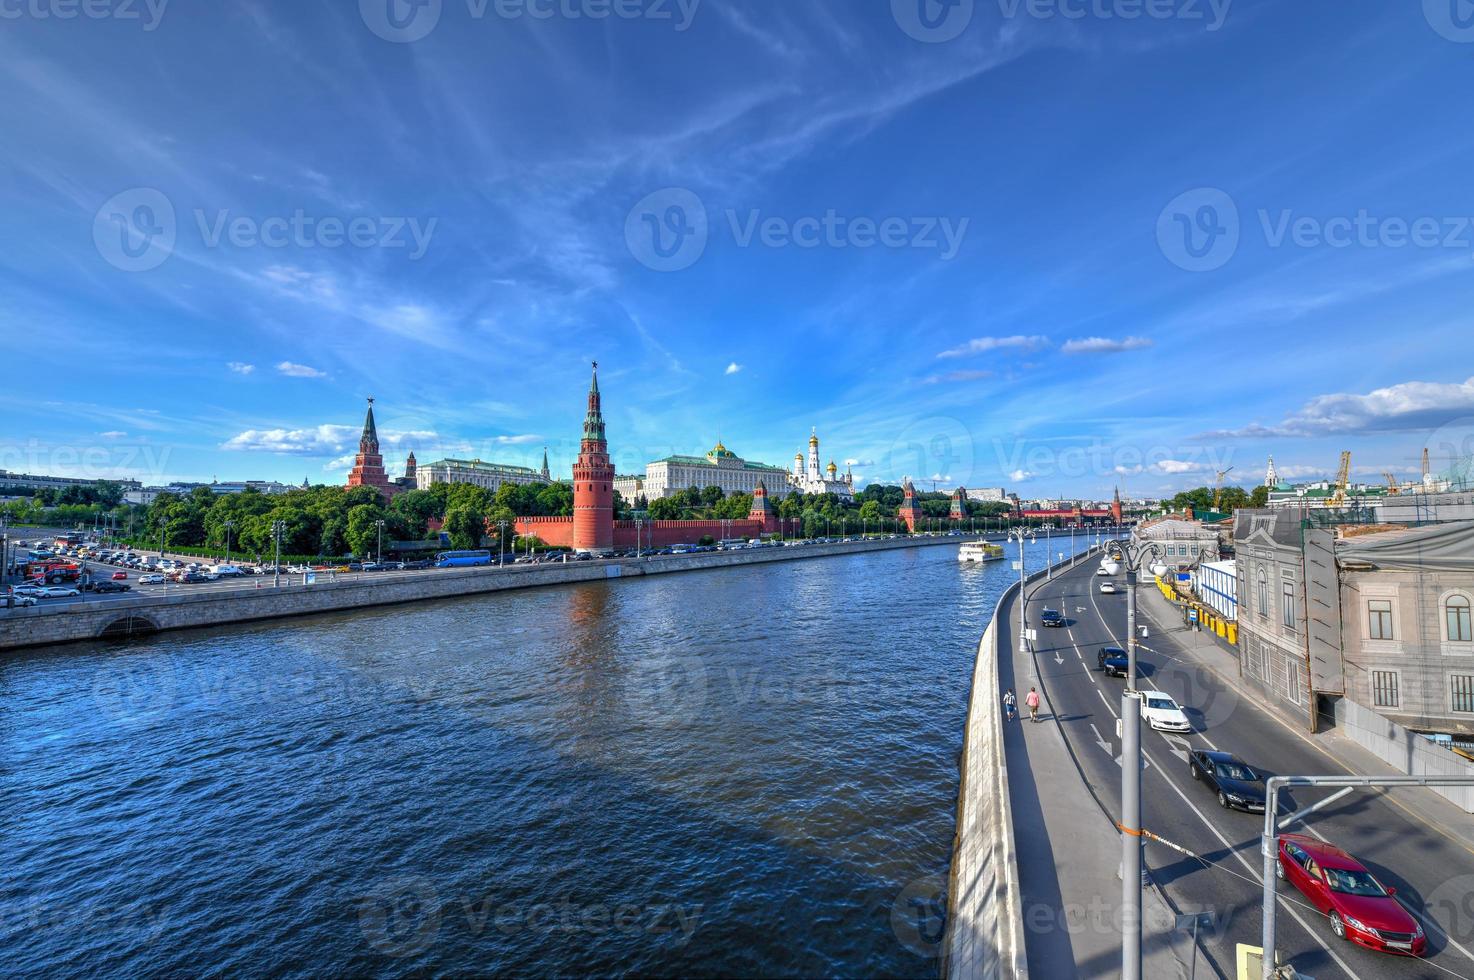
[1213,466,1235,511]
[1329,451,1352,507]
[1384,472,1401,495]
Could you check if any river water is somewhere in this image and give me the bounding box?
[5,536,1094,977]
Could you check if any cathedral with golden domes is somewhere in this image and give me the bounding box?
[789,428,855,501]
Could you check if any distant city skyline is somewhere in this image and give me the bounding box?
[3,3,1472,496]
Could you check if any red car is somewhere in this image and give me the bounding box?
[111,571,128,580]
[1277,834,1425,956]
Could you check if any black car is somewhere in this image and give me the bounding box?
[1041,608,1065,628]
[1097,646,1129,677]
[90,581,132,594]
[1189,749,1267,812]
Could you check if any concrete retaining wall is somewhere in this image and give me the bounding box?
[945,600,1028,979]
[0,534,979,653]
[1332,697,1474,813]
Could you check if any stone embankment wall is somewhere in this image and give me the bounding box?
[0,535,980,652]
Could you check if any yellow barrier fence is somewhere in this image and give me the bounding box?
[1152,576,1237,646]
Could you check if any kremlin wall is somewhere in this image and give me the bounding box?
[347,363,1122,553]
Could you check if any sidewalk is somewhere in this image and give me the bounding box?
[999,585,1195,979]
[1136,582,1474,854]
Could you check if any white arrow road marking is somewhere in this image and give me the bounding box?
[1090,723,1113,756]
[1055,651,1065,665]
[1115,752,1150,771]
[1162,733,1192,764]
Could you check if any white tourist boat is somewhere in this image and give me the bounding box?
[958,541,1005,563]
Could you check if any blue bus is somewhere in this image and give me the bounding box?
[435,550,493,568]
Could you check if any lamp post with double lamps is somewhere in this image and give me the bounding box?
[1101,536,1167,980]
[271,520,285,588]
[1006,527,1036,655]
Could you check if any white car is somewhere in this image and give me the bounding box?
[12,584,47,598]
[1099,581,1118,594]
[1141,693,1191,732]
[7,595,38,607]
[1096,566,1111,576]
[40,586,82,599]
[138,573,167,585]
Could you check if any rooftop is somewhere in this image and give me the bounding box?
[426,458,542,476]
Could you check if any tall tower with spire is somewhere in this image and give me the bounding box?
[807,428,822,483]
[1111,486,1123,525]
[950,486,967,522]
[541,447,551,482]
[747,479,779,535]
[1265,455,1279,488]
[572,363,614,552]
[346,397,396,498]
[899,477,920,532]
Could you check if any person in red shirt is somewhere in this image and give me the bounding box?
[1025,687,1041,723]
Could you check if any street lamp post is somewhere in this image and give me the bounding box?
[223,520,235,565]
[496,520,508,566]
[374,519,386,564]
[271,520,285,587]
[634,518,643,558]
[1007,527,1036,656]
[1103,537,1166,980]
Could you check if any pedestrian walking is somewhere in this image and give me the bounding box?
[1003,689,1017,722]
[1025,687,1041,723]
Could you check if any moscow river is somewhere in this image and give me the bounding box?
[6,536,1093,977]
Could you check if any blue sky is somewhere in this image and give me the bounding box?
[4,0,1474,499]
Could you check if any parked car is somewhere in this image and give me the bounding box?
[1097,647,1129,678]
[91,581,132,594]
[1276,834,1425,956]
[1140,693,1191,732]
[1040,608,1065,628]
[1099,581,1118,594]
[39,586,82,598]
[1096,565,1112,576]
[1189,750,1266,812]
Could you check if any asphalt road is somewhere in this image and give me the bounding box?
[1020,557,1474,980]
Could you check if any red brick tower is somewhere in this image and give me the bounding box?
[346,398,398,498]
[404,451,417,484]
[898,477,920,532]
[1111,486,1123,525]
[747,479,779,535]
[572,362,614,553]
[950,486,967,522]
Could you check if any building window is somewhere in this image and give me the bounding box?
[1372,670,1399,708]
[1453,674,1474,714]
[1285,659,1301,704]
[1257,570,1268,620]
[1368,600,1394,641]
[1447,595,1473,643]
[1281,581,1296,630]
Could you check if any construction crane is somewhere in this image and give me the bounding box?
[1329,451,1352,507]
[1213,466,1235,511]
[1384,472,1402,495]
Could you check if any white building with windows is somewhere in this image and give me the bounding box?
[1131,515,1222,570]
[640,442,792,500]
[966,487,1009,503]
[417,458,549,493]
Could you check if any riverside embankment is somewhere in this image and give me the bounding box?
[0,534,985,652]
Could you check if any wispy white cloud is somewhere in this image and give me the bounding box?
[1061,336,1153,355]
[922,369,993,385]
[227,362,256,375]
[276,361,328,379]
[1202,375,1474,438]
[938,335,1050,359]
[725,362,743,375]
[492,434,542,445]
